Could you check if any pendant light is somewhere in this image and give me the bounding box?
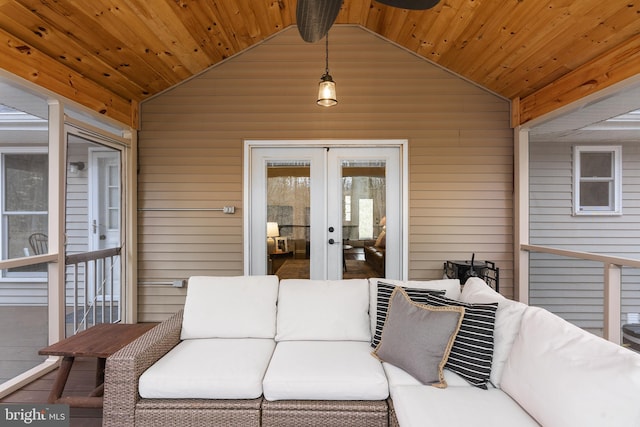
[317,33,337,107]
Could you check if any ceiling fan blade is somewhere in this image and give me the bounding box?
[296,0,343,43]
[374,0,441,10]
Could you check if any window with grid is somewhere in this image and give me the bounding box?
[2,151,48,277]
[573,145,621,215]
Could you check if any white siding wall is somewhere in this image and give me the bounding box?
[530,140,640,332]
[64,142,89,305]
[137,26,513,321]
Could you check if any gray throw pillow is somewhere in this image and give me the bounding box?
[372,282,446,348]
[372,286,464,387]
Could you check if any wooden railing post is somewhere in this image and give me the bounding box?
[604,263,622,344]
[514,127,530,304]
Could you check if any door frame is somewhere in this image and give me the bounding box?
[243,139,409,280]
[87,148,121,300]
[65,125,127,306]
[88,148,121,254]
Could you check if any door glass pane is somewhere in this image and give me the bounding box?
[107,164,120,231]
[342,160,386,278]
[267,161,310,279]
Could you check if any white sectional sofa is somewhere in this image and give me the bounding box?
[103,275,640,427]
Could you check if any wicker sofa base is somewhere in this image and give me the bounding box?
[261,399,389,427]
[127,397,396,427]
[135,398,263,427]
[104,310,401,427]
[129,398,395,427]
[388,397,400,427]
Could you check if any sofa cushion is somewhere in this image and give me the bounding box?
[181,275,279,339]
[371,282,446,348]
[369,278,461,340]
[372,287,463,387]
[139,338,276,399]
[390,385,538,427]
[501,306,640,427]
[460,277,527,386]
[275,279,371,341]
[424,293,498,389]
[382,362,471,388]
[263,340,389,401]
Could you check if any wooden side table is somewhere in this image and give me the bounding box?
[39,322,156,408]
[270,250,293,274]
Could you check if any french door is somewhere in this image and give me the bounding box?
[88,149,121,301]
[247,142,404,280]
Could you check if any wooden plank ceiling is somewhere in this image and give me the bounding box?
[1,0,639,128]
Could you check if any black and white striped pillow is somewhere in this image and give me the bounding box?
[424,293,498,389]
[372,282,445,348]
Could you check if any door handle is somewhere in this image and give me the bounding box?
[328,238,335,244]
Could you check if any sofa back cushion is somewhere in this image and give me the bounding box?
[181,275,279,339]
[276,279,371,341]
[460,277,527,386]
[501,306,640,427]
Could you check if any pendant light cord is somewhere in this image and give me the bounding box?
[325,33,330,75]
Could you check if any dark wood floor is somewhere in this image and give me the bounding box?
[1,358,102,427]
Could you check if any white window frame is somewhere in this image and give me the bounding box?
[0,147,48,280]
[573,145,622,216]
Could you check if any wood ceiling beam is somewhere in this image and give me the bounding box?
[519,33,640,126]
[0,27,136,128]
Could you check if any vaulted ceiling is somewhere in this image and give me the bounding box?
[1,0,639,128]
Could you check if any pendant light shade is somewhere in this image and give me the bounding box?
[317,34,337,107]
[317,74,337,107]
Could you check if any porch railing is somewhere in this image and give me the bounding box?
[521,244,640,344]
[65,247,121,335]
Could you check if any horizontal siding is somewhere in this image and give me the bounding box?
[529,140,640,330]
[64,143,91,306]
[137,26,513,321]
[0,282,47,305]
